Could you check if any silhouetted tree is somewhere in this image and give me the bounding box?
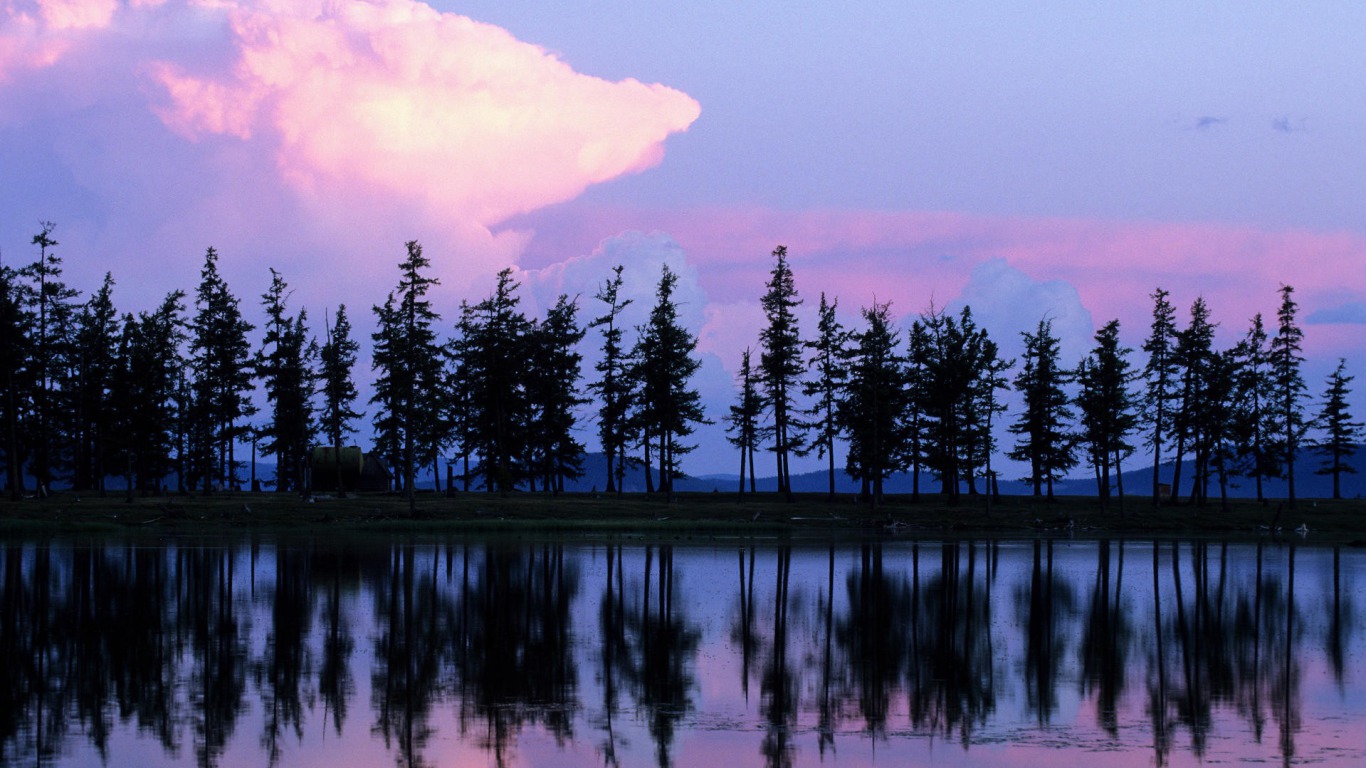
[725,348,765,496]
[837,302,911,505]
[371,241,445,505]
[1312,359,1362,500]
[1168,298,1216,505]
[800,293,848,499]
[1271,285,1307,505]
[457,268,530,492]
[0,259,29,498]
[1143,287,1180,506]
[70,274,119,492]
[256,269,316,492]
[109,292,186,495]
[187,247,255,494]
[759,245,804,496]
[589,265,636,494]
[632,265,706,497]
[318,304,362,488]
[1008,319,1074,499]
[525,295,587,493]
[1075,319,1138,507]
[1231,314,1279,501]
[23,222,80,495]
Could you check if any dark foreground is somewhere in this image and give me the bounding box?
[2,489,1362,540]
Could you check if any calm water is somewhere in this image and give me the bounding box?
[3,535,1364,767]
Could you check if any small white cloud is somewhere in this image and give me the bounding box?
[946,257,1095,365]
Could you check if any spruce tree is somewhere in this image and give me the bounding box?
[319,304,362,490]
[23,222,80,495]
[1075,319,1138,508]
[257,269,317,492]
[1008,319,1074,499]
[0,258,33,498]
[71,273,119,492]
[1169,297,1216,505]
[759,245,804,496]
[1142,288,1180,506]
[526,294,587,493]
[457,268,531,493]
[1270,284,1307,506]
[370,241,445,506]
[726,348,766,496]
[836,301,911,506]
[799,293,848,500]
[109,291,186,495]
[632,265,706,497]
[1312,359,1362,500]
[588,265,635,494]
[187,247,255,494]
[1230,314,1279,501]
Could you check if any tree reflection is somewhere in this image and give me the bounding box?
[623,545,700,768]
[177,544,248,768]
[836,543,910,736]
[448,544,580,767]
[371,545,447,768]
[1080,539,1129,736]
[1017,539,1075,725]
[906,541,996,745]
[255,546,313,765]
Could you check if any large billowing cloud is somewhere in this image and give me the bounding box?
[0,0,699,309]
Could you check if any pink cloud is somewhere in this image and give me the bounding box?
[148,0,700,230]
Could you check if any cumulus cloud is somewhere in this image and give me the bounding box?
[945,257,1095,365]
[0,0,699,307]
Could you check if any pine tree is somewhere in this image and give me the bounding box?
[1230,314,1279,501]
[109,291,186,495]
[256,269,317,492]
[187,247,256,494]
[1168,297,1216,505]
[919,306,999,502]
[457,268,531,493]
[588,265,635,494]
[1075,319,1138,509]
[71,273,119,492]
[1008,319,1075,499]
[726,348,766,496]
[799,293,847,500]
[370,241,445,506]
[1142,288,1180,506]
[632,265,706,498]
[836,301,911,506]
[1312,359,1362,500]
[0,258,33,499]
[759,245,804,496]
[23,222,80,495]
[526,294,587,494]
[319,304,362,457]
[1270,284,1307,506]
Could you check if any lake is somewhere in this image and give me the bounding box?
[2,534,1362,767]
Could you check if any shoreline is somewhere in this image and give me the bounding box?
[2,490,1362,544]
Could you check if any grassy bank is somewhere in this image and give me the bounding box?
[1,489,1363,542]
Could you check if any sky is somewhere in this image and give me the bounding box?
[4,0,1366,476]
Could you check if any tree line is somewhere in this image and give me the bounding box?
[0,226,1360,506]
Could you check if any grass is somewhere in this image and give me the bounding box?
[1,488,1363,543]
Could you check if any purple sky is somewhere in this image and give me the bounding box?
[3,0,1365,475]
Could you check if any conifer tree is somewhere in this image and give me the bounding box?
[370,241,445,505]
[1008,319,1074,499]
[589,265,635,494]
[1270,284,1307,506]
[1166,297,1216,504]
[24,222,80,495]
[919,306,998,502]
[457,268,531,493]
[1312,358,1361,500]
[71,273,119,492]
[759,245,804,496]
[1075,319,1138,507]
[526,294,587,493]
[110,291,186,495]
[257,269,317,492]
[0,258,32,499]
[726,347,765,496]
[1142,288,1180,506]
[836,301,911,506]
[187,247,255,494]
[800,293,848,500]
[1230,314,1279,501]
[632,265,705,497]
[319,304,361,454]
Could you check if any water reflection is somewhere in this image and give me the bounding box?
[2,537,1364,767]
